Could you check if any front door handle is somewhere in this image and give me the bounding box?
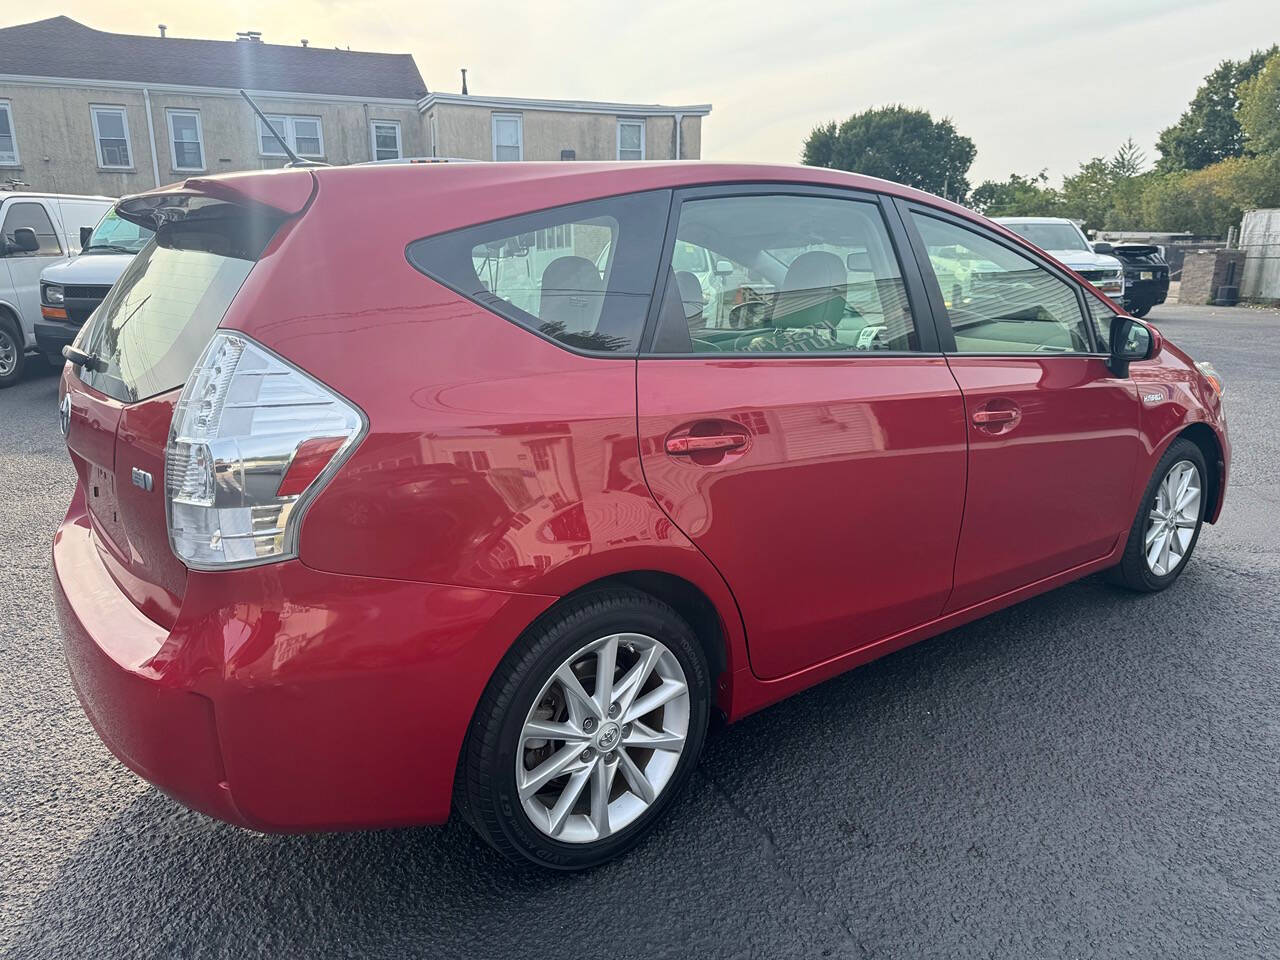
[665,433,748,455]
[971,409,1017,425]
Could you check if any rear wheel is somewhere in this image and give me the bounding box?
[0,318,25,388]
[1109,438,1206,592]
[458,588,710,869]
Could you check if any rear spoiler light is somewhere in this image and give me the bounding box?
[116,169,316,231]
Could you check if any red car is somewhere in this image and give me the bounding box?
[54,162,1228,869]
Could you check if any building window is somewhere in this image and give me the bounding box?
[0,101,17,165]
[166,109,204,171]
[91,105,132,169]
[617,119,645,161]
[492,113,522,161]
[257,114,324,158]
[370,120,402,161]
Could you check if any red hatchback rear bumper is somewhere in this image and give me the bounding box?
[54,492,554,831]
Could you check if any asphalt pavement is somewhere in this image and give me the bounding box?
[2,303,1278,959]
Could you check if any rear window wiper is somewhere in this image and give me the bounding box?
[62,345,106,372]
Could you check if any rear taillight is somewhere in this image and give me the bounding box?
[165,332,365,569]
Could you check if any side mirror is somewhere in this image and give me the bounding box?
[1092,241,1113,254]
[713,259,734,277]
[1107,315,1157,377]
[80,226,93,250]
[12,227,40,253]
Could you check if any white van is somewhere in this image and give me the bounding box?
[0,192,114,387]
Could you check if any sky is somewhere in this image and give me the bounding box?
[7,0,1280,185]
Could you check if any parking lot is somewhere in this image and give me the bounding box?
[1,302,1278,959]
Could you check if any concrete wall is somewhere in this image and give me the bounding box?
[1240,208,1280,305]
[1181,250,1247,306]
[425,101,703,161]
[0,82,422,196]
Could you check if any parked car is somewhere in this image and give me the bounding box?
[36,207,154,362]
[1096,241,1170,317]
[54,163,1229,870]
[0,192,113,387]
[993,216,1126,301]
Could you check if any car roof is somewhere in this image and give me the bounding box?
[123,161,979,223]
[0,191,114,202]
[992,216,1075,225]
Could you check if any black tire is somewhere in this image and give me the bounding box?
[0,317,25,389]
[1108,437,1207,592]
[1129,303,1152,318]
[457,587,710,870]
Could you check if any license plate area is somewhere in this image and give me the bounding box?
[1140,271,1153,280]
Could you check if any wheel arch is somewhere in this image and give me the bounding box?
[1175,421,1224,524]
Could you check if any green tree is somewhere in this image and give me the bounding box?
[1155,46,1278,172]
[1139,154,1280,235]
[1237,50,1280,156]
[1059,157,1117,232]
[802,105,976,201]
[970,171,1062,217]
[1110,138,1147,177]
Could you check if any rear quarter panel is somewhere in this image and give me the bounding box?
[219,169,752,686]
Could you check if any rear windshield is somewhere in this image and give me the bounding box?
[74,206,277,403]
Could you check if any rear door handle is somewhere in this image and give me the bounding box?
[665,433,748,455]
[971,409,1017,425]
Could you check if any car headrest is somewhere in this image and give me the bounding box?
[674,271,704,322]
[539,256,603,334]
[773,250,847,330]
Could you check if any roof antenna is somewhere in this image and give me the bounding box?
[239,90,328,167]
[157,24,167,38]
[461,68,468,95]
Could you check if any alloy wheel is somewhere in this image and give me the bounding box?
[516,632,690,843]
[1144,459,1201,576]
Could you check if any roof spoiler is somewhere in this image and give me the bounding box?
[116,169,316,231]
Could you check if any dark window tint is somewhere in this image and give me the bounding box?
[911,213,1091,354]
[406,191,671,354]
[2,201,62,256]
[76,206,278,402]
[649,194,918,355]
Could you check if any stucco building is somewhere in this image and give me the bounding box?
[0,16,710,197]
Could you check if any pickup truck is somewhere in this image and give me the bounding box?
[0,191,114,387]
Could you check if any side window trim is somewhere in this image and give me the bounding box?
[892,198,1101,356]
[638,182,941,357]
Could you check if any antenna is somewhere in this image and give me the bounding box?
[239,90,327,168]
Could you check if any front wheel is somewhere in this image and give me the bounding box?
[457,588,710,869]
[1109,438,1207,591]
[1129,303,1152,318]
[0,320,25,388]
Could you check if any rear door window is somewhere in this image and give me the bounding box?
[406,190,671,354]
[648,193,919,355]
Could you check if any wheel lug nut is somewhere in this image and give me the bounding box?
[581,748,593,762]
[608,704,620,719]
[605,750,618,763]
[622,723,632,737]
[583,718,595,732]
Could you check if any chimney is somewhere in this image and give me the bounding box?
[235,31,263,43]
[157,24,167,38]
[301,39,309,47]
[461,68,468,95]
